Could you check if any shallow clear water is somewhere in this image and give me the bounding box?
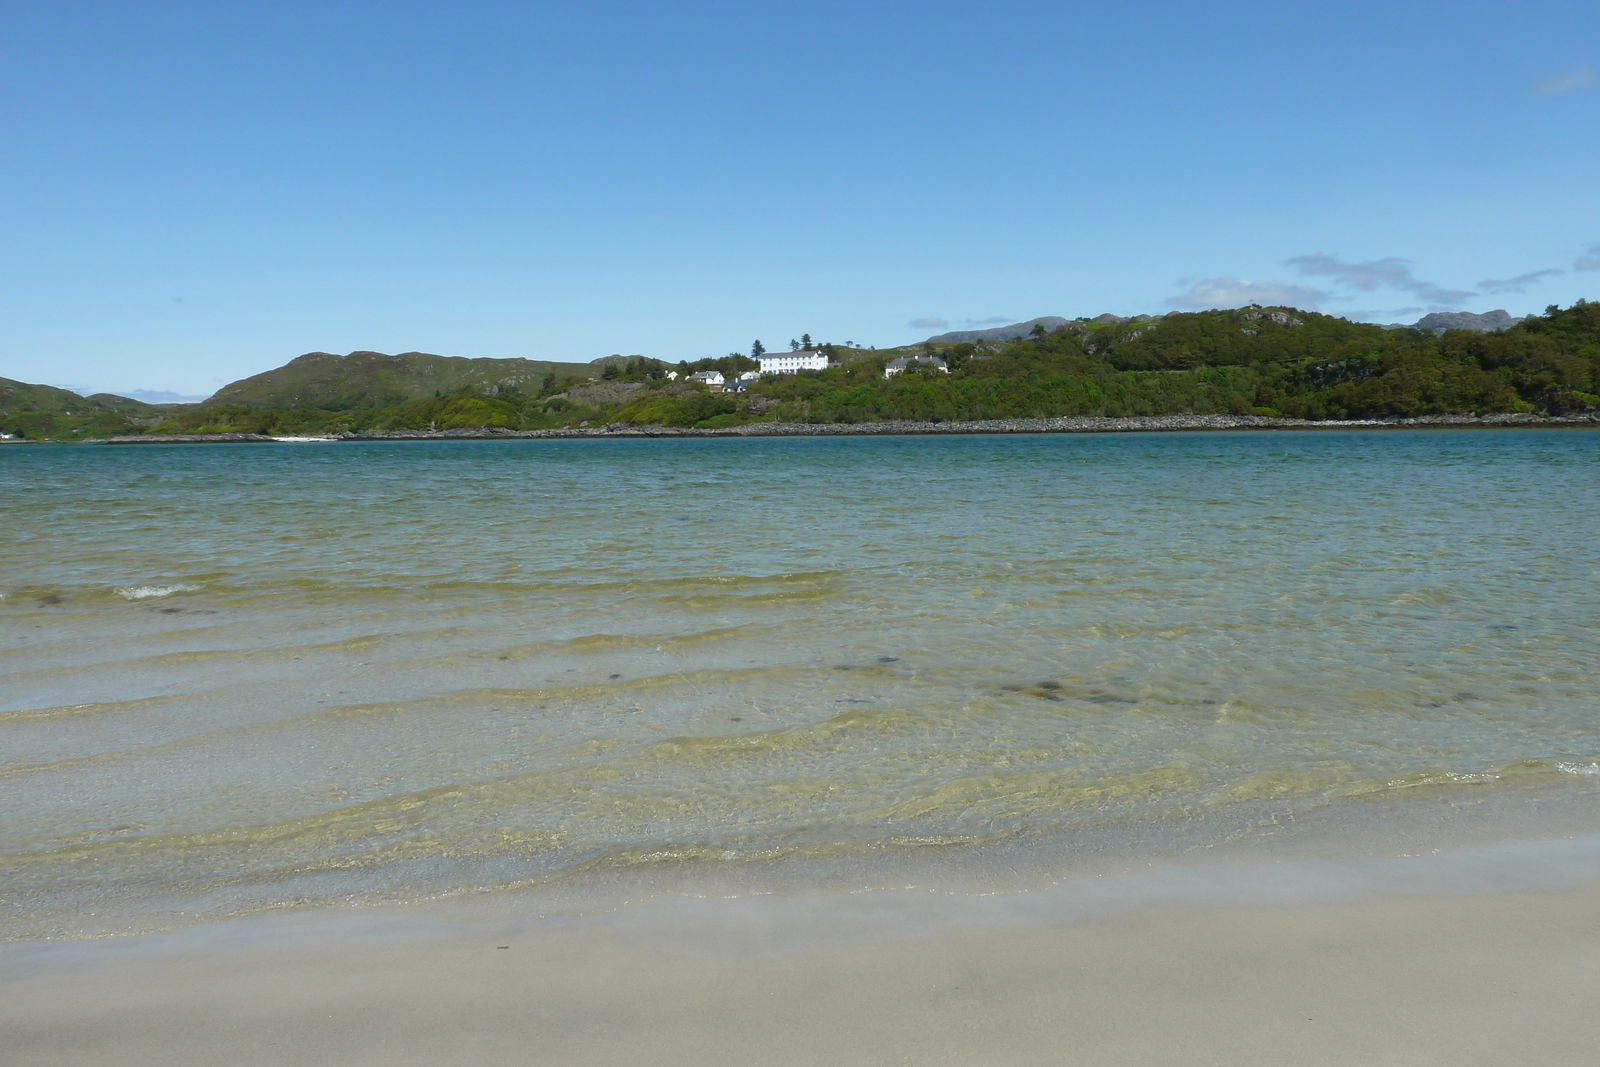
[2,430,1597,939]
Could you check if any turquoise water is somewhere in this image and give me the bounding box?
[2,430,1597,939]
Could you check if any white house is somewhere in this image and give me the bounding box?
[759,349,829,375]
[884,355,950,378]
[689,370,725,389]
[737,370,759,381]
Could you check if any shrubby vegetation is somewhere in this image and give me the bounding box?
[765,301,1598,424]
[0,379,178,441]
[5,302,1597,440]
[721,301,1597,426]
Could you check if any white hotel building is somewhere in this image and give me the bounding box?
[758,349,829,375]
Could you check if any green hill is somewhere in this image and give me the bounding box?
[2,350,612,439]
[7,303,1597,440]
[208,351,601,409]
[0,378,171,440]
[781,302,1596,423]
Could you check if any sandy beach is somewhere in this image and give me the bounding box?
[6,846,1600,1067]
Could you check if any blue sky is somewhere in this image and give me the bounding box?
[2,1,1597,396]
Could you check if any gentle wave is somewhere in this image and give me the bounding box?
[112,584,201,600]
[4,750,1590,941]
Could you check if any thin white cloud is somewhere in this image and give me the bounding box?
[1287,253,1475,306]
[908,316,948,329]
[1164,277,1328,310]
[1285,253,1413,291]
[1526,67,1596,96]
[1575,244,1600,271]
[1478,269,1564,293]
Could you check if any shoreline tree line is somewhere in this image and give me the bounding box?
[3,302,1596,439]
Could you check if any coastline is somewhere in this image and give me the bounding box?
[6,834,1600,1066]
[85,410,1600,443]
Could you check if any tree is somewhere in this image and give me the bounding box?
[1030,323,1047,337]
[801,333,812,349]
[752,340,766,358]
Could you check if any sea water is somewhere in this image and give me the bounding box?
[1,430,1597,940]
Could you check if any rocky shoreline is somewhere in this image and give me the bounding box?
[90,411,1600,443]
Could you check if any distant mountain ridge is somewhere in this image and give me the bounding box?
[110,388,210,404]
[1408,310,1524,334]
[927,313,1188,343]
[934,309,1528,344]
[925,318,1070,343]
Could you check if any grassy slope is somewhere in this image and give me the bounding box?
[2,350,606,439]
[210,351,599,409]
[0,378,177,440]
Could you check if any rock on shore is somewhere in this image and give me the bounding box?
[338,412,1598,440]
[98,433,280,443]
[86,412,1598,443]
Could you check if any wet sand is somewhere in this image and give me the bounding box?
[5,878,1598,1067]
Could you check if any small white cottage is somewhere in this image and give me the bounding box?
[884,355,949,378]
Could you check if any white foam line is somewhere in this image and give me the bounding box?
[9,833,1600,972]
[113,584,201,600]
[606,832,1600,957]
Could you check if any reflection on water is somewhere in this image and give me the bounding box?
[1,430,1597,939]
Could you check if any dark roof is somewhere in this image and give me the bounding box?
[886,355,948,369]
